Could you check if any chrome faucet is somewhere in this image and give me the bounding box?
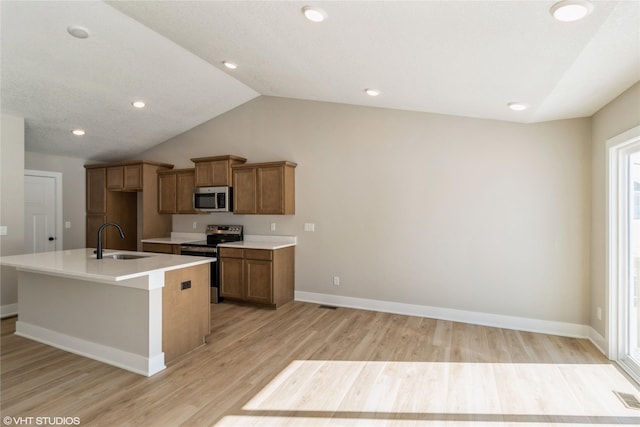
[96,223,125,259]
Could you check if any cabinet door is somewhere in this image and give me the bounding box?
[258,166,285,214]
[194,162,211,187]
[86,168,107,214]
[233,168,257,214]
[220,257,244,299]
[176,170,197,214]
[209,160,231,186]
[158,173,177,214]
[194,160,232,186]
[123,164,143,190]
[245,258,273,304]
[106,166,124,190]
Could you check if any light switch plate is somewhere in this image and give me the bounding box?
[304,223,315,232]
[0,226,7,236]
[65,221,71,229]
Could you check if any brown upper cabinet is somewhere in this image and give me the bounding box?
[86,167,107,214]
[106,163,144,191]
[158,168,200,214]
[85,161,173,251]
[191,155,247,187]
[232,161,296,215]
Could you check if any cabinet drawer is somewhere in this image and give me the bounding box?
[245,249,272,261]
[219,247,244,258]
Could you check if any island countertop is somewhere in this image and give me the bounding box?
[0,248,213,286]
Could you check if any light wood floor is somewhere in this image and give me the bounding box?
[2,301,640,426]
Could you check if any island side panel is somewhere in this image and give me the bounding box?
[15,271,163,376]
[273,246,295,308]
[162,264,210,363]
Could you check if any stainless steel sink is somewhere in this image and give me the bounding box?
[93,253,152,260]
[108,254,151,260]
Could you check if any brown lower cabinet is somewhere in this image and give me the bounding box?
[219,246,295,308]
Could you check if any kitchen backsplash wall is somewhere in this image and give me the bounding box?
[139,95,592,327]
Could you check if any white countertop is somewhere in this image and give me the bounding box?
[0,248,213,285]
[218,234,297,250]
[141,232,206,245]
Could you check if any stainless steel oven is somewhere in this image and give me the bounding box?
[180,224,243,303]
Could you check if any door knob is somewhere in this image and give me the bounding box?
[48,237,55,241]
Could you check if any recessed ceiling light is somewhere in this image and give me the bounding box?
[508,102,529,111]
[72,129,86,136]
[67,25,90,39]
[132,100,146,109]
[550,0,594,22]
[365,88,380,97]
[302,6,327,23]
[223,61,238,70]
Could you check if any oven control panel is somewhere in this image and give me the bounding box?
[206,224,243,235]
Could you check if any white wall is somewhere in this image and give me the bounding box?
[591,82,640,340]
[25,152,86,250]
[139,96,592,328]
[0,114,25,316]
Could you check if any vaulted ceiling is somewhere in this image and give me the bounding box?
[1,1,639,162]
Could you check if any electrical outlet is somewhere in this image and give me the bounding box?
[333,276,340,286]
[192,222,197,229]
[270,222,276,231]
[597,306,602,320]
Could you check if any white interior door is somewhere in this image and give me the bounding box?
[24,173,61,253]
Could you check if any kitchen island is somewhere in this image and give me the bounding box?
[0,248,213,376]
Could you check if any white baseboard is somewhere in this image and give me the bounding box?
[295,291,592,339]
[0,303,18,318]
[588,327,608,357]
[15,321,165,377]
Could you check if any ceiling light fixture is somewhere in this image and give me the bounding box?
[302,6,328,23]
[72,129,86,136]
[365,88,380,97]
[508,102,529,111]
[223,61,238,70]
[550,0,594,22]
[132,100,146,108]
[67,25,90,39]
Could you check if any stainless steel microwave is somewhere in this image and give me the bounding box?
[193,186,232,212]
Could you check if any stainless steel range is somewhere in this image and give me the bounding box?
[180,224,243,303]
